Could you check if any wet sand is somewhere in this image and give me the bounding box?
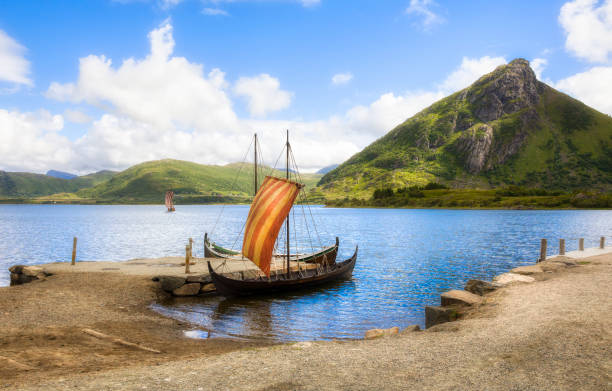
[0,272,271,389]
[2,252,611,390]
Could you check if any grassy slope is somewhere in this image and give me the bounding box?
[0,170,117,198]
[75,159,321,203]
[318,70,612,200]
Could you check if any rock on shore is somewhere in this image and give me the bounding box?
[9,265,52,286]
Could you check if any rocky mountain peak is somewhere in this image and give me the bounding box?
[466,58,541,123]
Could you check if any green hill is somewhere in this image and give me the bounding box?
[0,170,116,198]
[318,59,612,198]
[76,159,322,203]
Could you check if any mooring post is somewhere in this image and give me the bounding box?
[539,239,547,262]
[579,238,584,251]
[71,237,77,265]
[601,236,606,249]
[559,239,565,256]
[185,244,190,274]
[189,237,194,258]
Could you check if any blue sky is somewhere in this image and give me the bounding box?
[0,0,611,173]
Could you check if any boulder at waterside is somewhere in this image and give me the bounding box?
[425,306,459,329]
[173,283,201,297]
[154,276,186,292]
[440,290,482,306]
[8,265,51,286]
[364,327,399,339]
[493,272,535,285]
[464,279,500,296]
[511,265,543,275]
[186,274,213,284]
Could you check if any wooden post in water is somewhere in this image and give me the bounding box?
[579,238,584,251]
[71,237,77,265]
[539,239,547,262]
[189,238,194,259]
[559,239,565,256]
[601,236,606,249]
[185,245,191,274]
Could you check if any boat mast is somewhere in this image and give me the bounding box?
[286,129,290,277]
[254,133,258,196]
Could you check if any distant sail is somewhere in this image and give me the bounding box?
[241,176,301,276]
[165,191,175,212]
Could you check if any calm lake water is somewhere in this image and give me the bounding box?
[1,205,610,341]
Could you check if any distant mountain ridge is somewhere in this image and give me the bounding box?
[0,160,322,202]
[46,170,77,180]
[319,59,612,198]
[316,164,339,174]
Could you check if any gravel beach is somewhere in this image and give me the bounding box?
[2,252,611,390]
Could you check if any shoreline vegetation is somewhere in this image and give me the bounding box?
[1,251,610,389]
[323,184,612,209]
[2,184,609,209]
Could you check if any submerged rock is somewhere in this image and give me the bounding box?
[464,279,500,296]
[425,306,459,329]
[493,272,535,285]
[440,290,482,306]
[172,283,201,297]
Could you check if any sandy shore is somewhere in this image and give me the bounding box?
[2,252,611,390]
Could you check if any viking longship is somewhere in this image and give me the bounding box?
[165,190,175,212]
[207,131,358,297]
[204,133,339,265]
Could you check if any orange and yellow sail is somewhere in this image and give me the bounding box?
[242,176,301,276]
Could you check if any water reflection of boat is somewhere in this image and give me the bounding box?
[208,131,357,297]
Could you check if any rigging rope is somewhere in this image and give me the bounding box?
[210,135,254,238]
[289,146,323,249]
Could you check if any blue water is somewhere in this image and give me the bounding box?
[1,205,610,341]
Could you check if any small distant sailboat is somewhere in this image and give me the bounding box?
[207,131,357,297]
[165,190,176,212]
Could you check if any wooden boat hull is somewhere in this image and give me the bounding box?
[207,246,358,297]
[204,233,339,265]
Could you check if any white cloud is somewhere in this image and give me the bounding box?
[438,56,507,92]
[201,0,319,9]
[554,66,612,114]
[64,109,92,124]
[46,22,238,132]
[0,109,73,173]
[331,72,353,85]
[559,0,612,63]
[531,58,548,80]
[202,7,229,15]
[0,30,32,87]
[159,0,182,9]
[300,0,320,7]
[234,74,293,117]
[406,0,444,30]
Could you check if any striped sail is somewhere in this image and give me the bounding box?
[242,176,301,276]
[165,191,174,209]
